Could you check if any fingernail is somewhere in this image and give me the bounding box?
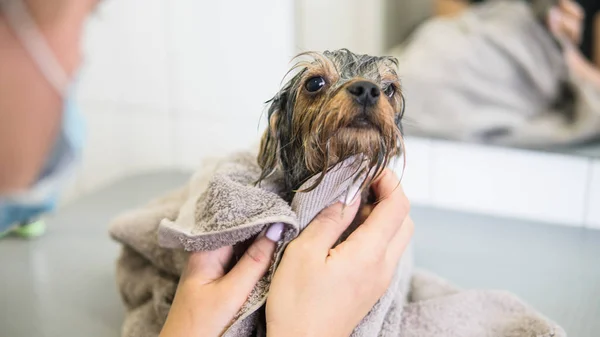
[265,222,284,242]
[339,184,361,205]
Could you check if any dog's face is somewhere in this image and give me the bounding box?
[258,49,405,194]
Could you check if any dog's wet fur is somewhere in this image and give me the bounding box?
[257,49,406,202]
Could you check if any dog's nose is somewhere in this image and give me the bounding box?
[347,81,380,106]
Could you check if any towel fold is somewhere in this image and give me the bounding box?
[110,150,566,337]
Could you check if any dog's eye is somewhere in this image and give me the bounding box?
[305,76,326,92]
[384,84,396,97]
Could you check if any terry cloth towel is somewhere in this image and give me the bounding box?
[109,151,566,337]
[390,1,600,148]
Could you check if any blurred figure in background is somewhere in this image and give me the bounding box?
[0,0,95,237]
[392,0,600,148]
[438,0,600,82]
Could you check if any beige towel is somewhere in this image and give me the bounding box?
[109,151,565,337]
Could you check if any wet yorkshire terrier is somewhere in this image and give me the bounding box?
[256,49,406,223]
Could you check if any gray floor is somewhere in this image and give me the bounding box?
[1,172,599,337]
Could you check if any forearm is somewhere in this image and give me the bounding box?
[0,0,95,192]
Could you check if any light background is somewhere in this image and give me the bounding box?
[69,0,600,229]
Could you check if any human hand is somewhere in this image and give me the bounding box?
[266,169,413,337]
[548,0,585,46]
[159,225,283,337]
[546,0,600,87]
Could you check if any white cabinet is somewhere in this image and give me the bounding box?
[397,137,433,204]
[429,141,589,226]
[585,161,600,229]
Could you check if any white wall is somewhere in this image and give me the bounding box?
[295,0,434,54]
[65,0,295,200]
[295,0,384,55]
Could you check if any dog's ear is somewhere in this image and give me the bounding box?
[257,92,287,184]
[396,91,406,134]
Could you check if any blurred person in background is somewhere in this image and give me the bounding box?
[436,0,600,85]
[0,1,414,337]
[393,0,600,148]
[0,0,93,238]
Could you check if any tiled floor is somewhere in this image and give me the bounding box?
[0,172,598,337]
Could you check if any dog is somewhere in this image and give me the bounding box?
[256,49,406,223]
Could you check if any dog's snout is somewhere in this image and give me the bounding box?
[347,81,380,106]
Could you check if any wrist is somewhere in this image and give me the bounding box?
[266,324,350,337]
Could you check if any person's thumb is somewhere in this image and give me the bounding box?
[182,246,234,284]
[218,224,282,303]
[296,191,362,252]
